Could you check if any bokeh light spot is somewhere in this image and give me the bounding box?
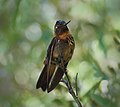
[25,23,42,41]
[19,41,31,54]
[24,97,44,107]
[15,70,29,86]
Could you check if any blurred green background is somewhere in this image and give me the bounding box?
[0,0,120,107]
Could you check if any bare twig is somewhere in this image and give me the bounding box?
[75,73,79,97]
[61,72,83,107]
[58,41,83,107]
[63,72,83,107]
[60,60,83,106]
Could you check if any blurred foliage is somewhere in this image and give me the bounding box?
[0,0,120,107]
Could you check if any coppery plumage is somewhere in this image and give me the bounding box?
[36,20,75,92]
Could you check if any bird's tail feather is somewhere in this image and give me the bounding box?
[36,64,56,91]
[36,64,65,92]
[36,65,48,91]
[47,67,64,92]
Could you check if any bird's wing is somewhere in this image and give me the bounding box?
[36,37,57,91]
[46,37,57,86]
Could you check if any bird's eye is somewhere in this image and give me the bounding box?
[55,26,58,29]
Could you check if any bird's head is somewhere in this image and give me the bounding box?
[54,20,71,36]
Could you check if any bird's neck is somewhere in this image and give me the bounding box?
[56,31,71,40]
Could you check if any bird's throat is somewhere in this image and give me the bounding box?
[56,31,71,40]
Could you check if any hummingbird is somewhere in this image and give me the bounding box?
[36,20,75,93]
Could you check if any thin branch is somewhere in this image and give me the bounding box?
[75,73,79,97]
[64,72,83,107]
[58,42,83,107]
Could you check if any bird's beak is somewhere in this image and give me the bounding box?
[64,20,71,26]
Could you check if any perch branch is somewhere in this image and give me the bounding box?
[58,42,83,107]
[61,72,83,107]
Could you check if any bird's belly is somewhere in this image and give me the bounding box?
[52,41,70,63]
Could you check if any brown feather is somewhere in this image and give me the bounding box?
[36,20,75,92]
[47,67,64,92]
[36,65,48,91]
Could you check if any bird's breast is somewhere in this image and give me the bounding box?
[52,39,72,64]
